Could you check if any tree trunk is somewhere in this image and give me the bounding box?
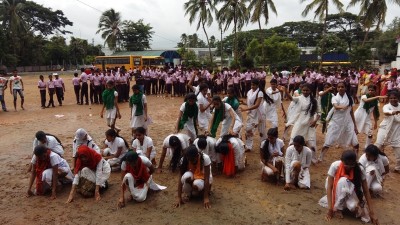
[234,7,238,66]
[220,26,223,68]
[202,21,213,68]
[362,26,371,47]
[258,19,265,70]
[319,4,328,69]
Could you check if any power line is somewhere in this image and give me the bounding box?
[75,0,103,13]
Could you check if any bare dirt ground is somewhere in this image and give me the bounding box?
[0,73,398,225]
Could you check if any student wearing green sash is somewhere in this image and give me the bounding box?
[175,93,199,140]
[100,80,121,133]
[208,95,242,138]
[129,85,148,138]
[354,85,387,149]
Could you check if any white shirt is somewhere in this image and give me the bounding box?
[33,135,64,156]
[163,133,190,149]
[9,76,22,89]
[132,136,154,157]
[104,137,128,159]
[31,151,65,167]
[260,138,284,159]
[359,153,389,176]
[121,155,152,171]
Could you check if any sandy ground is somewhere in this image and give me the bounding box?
[0,73,399,225]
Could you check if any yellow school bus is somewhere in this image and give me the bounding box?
[93,55,164,71]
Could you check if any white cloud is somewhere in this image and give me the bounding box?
[33,0,399,50]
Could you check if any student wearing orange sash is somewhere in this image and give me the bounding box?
[320,150,379,224]
[215,135,246,177]
[27,145,73,199]
[174,146,212,209]
[118,151,165,207]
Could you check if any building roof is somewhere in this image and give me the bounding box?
[111,50,180,59]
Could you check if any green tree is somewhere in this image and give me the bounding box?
[44,36,68,65]
[271,21,323,46]
[373,17,400,63]
[96,8,123,51]
[350,45,371,68]
[217,0,250,64]
[326,13,363,51]
[121,19,154,51]
[69,37,88,66]
[316,34,348,54]
[184,0,216,65]
[248,0,277,69]
[301,0,344,61]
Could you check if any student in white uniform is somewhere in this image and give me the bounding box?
[283,83,319,162]
[193,135,218,167]
[359,144,389,196]
[222,87,243,124]
[197,83,212,135]
[320,150,379,224]
[375,90,400,173]
[320,82,359,162]
[240,79,265,152]
[27,145,73,199]
[265,79,286,128]
[72,128,101,170]
[284,135,312,191]
[102,129,129,171]
[260,128,285,183]
[176,93,199,140]
[131,127,156,165]
[174,146,212,209]
[209,95,242,138]
[33,131,64,156]
[118,151,165,207]
[158,133,191,172]
[66,145,111,203]
[215,135,246,176]
[129,84,148,138]
[354,85,387,149]
[100,80,121,133]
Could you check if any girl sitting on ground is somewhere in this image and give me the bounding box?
[260,128,285,184]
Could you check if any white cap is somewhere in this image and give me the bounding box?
[52,73,59,76]
[75,128,87,145]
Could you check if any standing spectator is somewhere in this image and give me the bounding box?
[9,69,24,111]
[37,75,46,109]
[54,73,65,106]
[80,68,89,105]
[0,72,8,111]
[72,73,81,104]
[91,71,103,104]
[47,74,56,108]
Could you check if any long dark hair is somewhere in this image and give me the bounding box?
[341,150,363,201]
[302,83,318,116]
[169,136,183,172]
[261,128,279,162]
[105,129,129,149]
[365,144,386,157]
[215,135,235,155]
[180,145,204,175]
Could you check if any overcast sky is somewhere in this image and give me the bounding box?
[34,0,399,51]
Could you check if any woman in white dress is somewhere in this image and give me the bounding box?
[283,83,319,162]
[102,129,129,171]
[72,128,101,170]
[158,133,191,173]
[215,135,246,177]
[319,82,359,162]
[209,95,242,138]
[175,93,198,140]
[354,85,387,149]
[265,79,286,128]
[320,150,379,224]
[129,84,148,138]
[375,90,400,173]
[132,127,156,165]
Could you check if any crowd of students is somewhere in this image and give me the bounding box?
[23,66,400,225]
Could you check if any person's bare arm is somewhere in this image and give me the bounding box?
[26,164,36,197]
[50,165,58,199]
[363,95,387,103]
[350,108,358,134]
[144,102,148,121]
[362,179,379,224]
[21,79,24,90]
[325,176,334,221]
[187,72,196,91]
[175,111,183,133]
[9,80,13,94]
[174,171,184,208]
[157,147,167,173]
[114,95,121,119]
[241,97,262,111]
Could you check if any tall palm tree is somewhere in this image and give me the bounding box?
[348,0,400,46]
[249,0,277,69]
[301,0,344,64]
[96,8,123,51]
[184,0,216,65]
[216,0,250,65]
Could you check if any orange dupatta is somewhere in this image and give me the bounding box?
[188,155,204,180]
[35,149,52,195]
[332,162,354,208]
[221,143,235,176]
